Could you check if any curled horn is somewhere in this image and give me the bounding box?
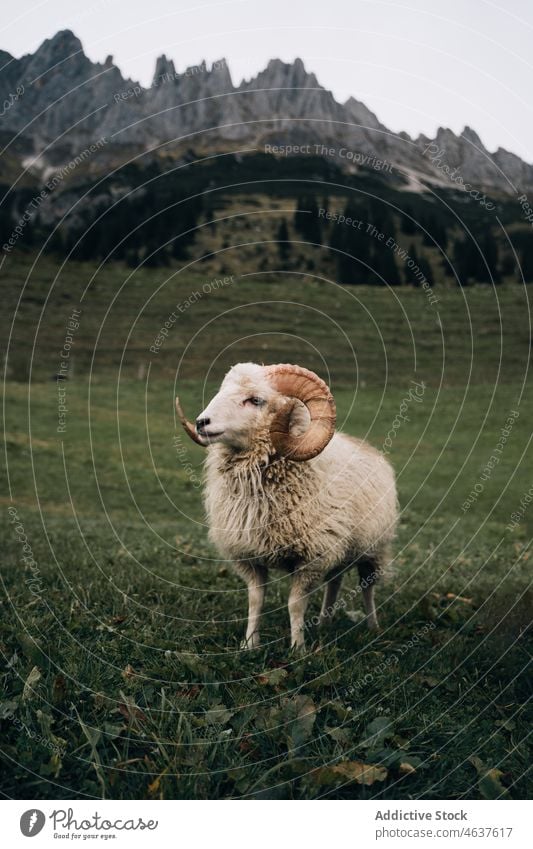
[265,364,336,461]
[175,396,205,447]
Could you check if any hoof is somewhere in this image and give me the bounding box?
[240,634,260,650]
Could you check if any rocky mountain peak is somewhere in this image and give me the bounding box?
[22,28,89,86]
[36,29,83,61]
[434,126,457,144]
[153,54,176,86]
[460,125,485,148]
[243,57,319,91]
[1,29,531,195]
[344,96,384,130]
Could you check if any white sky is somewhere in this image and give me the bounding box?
[2,0,533,162]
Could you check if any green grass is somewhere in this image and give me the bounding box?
[2,251,531,387]
[0,252,531,799]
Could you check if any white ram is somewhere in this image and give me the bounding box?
[176,362,398,650]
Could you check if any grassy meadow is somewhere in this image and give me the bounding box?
[1,252,532,799]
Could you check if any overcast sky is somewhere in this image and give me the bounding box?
[2,0,533,162]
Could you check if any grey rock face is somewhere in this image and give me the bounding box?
[1,29,531,194]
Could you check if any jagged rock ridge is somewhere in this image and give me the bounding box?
[1,29,531,194]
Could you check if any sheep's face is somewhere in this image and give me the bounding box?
[177,361,335,461]
[194,363,311,451]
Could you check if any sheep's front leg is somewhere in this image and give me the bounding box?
[288,571,321,650]
[319,573,344,626]
[234,562,267,649]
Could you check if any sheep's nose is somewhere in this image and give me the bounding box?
[196,416,211,432]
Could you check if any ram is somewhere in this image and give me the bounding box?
[177,363,398,650]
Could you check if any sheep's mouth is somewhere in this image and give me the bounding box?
[197,429,224,441]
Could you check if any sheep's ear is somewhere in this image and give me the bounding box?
[287,398,311,437]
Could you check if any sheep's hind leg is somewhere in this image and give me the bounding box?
[357,557,380,631]
[318,573,344,626]
[234,562,267,649]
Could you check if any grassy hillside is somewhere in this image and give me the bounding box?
[3,251,531,386]
[1,252,531,799]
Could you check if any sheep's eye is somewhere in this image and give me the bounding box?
[244,396,265,407]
